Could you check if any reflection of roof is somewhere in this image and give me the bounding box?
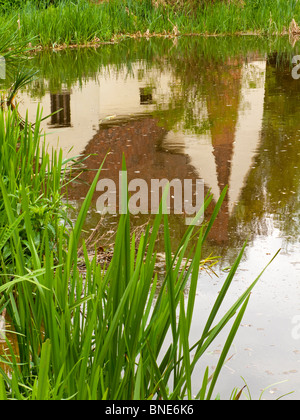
[67,115,199,203]
[67,115,230,244]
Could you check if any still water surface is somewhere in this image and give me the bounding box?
[11,36,300,399]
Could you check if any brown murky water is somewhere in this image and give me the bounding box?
[3,36,300,399]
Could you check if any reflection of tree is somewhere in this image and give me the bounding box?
[230,53,300,245]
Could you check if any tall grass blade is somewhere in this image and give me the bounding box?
[36,339,51,400]
[0,374,7,401]
[206,294,251,400]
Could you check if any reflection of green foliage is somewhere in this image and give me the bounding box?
[21,35,294,95]
[19,39,173,96]
[21,48,102,96]
[231,54,300,246]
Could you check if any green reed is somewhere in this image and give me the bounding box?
[0,107,71,271]
[0,107,278,400]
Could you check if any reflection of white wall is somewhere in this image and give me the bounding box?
[185,138,220,202]
[18,80,101,159]
[163,133,221,203]
[99,62,178,120]
[17,62,177,159]
[229,60,266,212]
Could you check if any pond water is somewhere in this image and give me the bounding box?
[9,36,300,399]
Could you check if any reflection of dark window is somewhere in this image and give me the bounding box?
[50,92,71,127]
[140,87,153,105]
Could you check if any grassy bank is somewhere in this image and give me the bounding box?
[0,0,300,47]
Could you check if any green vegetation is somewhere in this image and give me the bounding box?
[0,0,286,401]
[0,0,300,47]
[0,104,276,399]
[0,107,74,270]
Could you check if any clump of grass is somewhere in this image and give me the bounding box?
[1,0,300,48]
[0,108,277,400]
[0,106,73,272]
[0,18,34,64]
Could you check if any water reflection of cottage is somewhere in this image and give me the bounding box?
[66,59,266,244]
[18,57,266,245]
